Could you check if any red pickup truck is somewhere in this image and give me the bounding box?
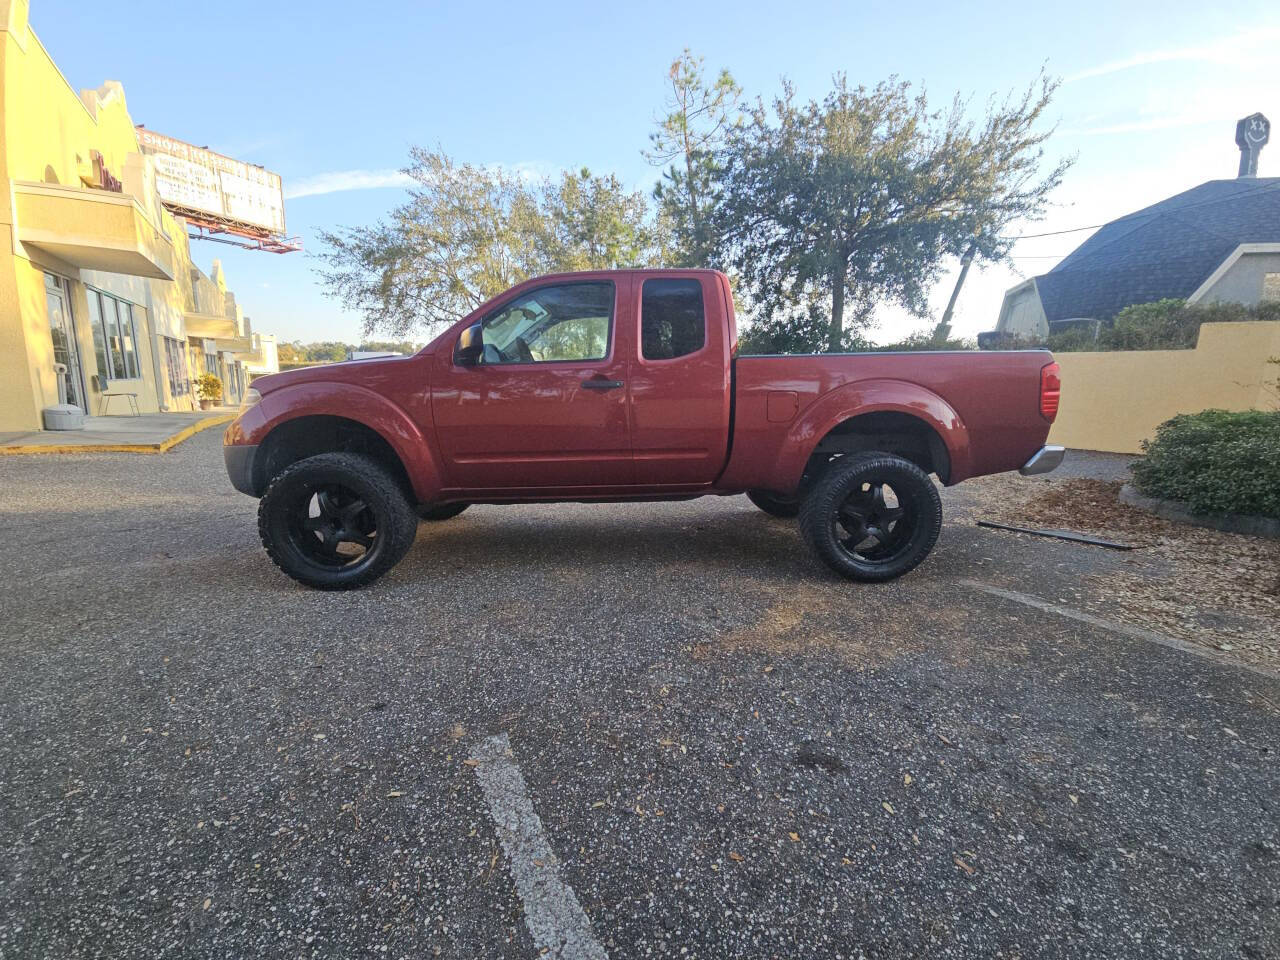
[225,269,1062,589]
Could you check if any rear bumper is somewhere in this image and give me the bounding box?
[1019,444,1065,476]
[224,443,259,496]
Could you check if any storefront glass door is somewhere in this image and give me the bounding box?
[44,273,85,411]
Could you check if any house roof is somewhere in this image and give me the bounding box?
[1032,177,1280,321]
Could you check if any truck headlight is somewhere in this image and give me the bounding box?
[240,387,262,410]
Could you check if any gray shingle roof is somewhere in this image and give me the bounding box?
[1032,177,1280,321]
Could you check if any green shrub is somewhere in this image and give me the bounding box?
[1098,299,1198,350]
[1043,326,1096,352]
[1100,299,1280,352]
[871,328,977,351]
[1012,299,1280,353]
[1132,409,1280,519]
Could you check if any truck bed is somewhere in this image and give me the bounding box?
[717,350,1055,492]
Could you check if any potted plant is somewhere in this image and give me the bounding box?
[196,372,223,410]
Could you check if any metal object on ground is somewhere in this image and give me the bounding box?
[42,361,86,430]
[976,519,1133,550]
[42,405,85,430]
[1019,444,1066,476]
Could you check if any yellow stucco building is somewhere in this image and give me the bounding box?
[0,0,277,433]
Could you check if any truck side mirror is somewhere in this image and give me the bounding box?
[455,322,484,365]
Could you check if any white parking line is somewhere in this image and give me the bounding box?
[961,579,1279,680]
[471,733,609,960]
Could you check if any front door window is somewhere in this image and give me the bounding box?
[471,282,614,364]
[44,273,84,411]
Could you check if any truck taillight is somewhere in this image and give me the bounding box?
[1039,361,1061,421]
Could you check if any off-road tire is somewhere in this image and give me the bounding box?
[799,452,942,582]
[258,452,418,590]
[747,489,802,518]
[418,502,470,522]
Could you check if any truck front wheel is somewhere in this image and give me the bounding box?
[257,452,418,590]
[799,452,942,582]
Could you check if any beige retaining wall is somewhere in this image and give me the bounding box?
[1046,322,1280,454]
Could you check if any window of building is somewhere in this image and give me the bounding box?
[224,357,242,403]
[641,278,706,360]
[163,337,190,397]
[118,301,139,378]
[86,288,141,380]
[469,282,614,364]
[1264,273,1280,302]
[87,292,109,379]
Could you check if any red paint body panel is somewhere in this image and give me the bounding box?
[430,276,634,488]
[227,269,1053,504]
[627,271,733,486]
[225,357,443,502]
[718,351,1052,491]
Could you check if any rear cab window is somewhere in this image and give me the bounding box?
[641,278,705,360]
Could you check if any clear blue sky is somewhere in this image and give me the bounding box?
[34,0,1280,344]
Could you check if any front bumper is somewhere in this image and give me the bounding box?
[1019,444,1065,476]
[224,443,259,496]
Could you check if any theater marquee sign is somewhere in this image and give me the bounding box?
[136,128,286,237]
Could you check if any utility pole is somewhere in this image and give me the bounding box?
[933,239,978,345]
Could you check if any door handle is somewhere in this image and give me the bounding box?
[581,379,624,391]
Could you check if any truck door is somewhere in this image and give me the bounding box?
[431,278,634,489]
[627,274,732,486]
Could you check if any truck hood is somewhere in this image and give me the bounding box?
[252,354,423,395]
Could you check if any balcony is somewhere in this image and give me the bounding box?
[13,180,175,280]
[232,333,266,366]
[184,319,256,359]
[182,311,240,341]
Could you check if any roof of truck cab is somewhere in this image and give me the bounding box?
[514,267,728,280]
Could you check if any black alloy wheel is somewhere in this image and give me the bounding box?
[291,485,378,567]
[258,453,418,590]
[799,452,942,581]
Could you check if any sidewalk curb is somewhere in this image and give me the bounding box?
[0,414,233,456]
[1119,483,1280,540]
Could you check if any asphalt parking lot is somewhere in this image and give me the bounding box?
[2,432,1277,959]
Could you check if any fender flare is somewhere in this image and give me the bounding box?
[775,378,971,489]
[244,382,444,502]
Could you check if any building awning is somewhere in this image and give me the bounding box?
[215,336,255,356]
[235,335,267,366]
[13,180,175,280]
[183,311,239,340]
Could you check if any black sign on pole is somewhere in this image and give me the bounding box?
[1236,113,1270,178]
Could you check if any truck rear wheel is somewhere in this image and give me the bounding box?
[257,452,418,590]
[799,452,941,582]
[747,490,801,518]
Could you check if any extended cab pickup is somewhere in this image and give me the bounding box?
[225,269,1062,589]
